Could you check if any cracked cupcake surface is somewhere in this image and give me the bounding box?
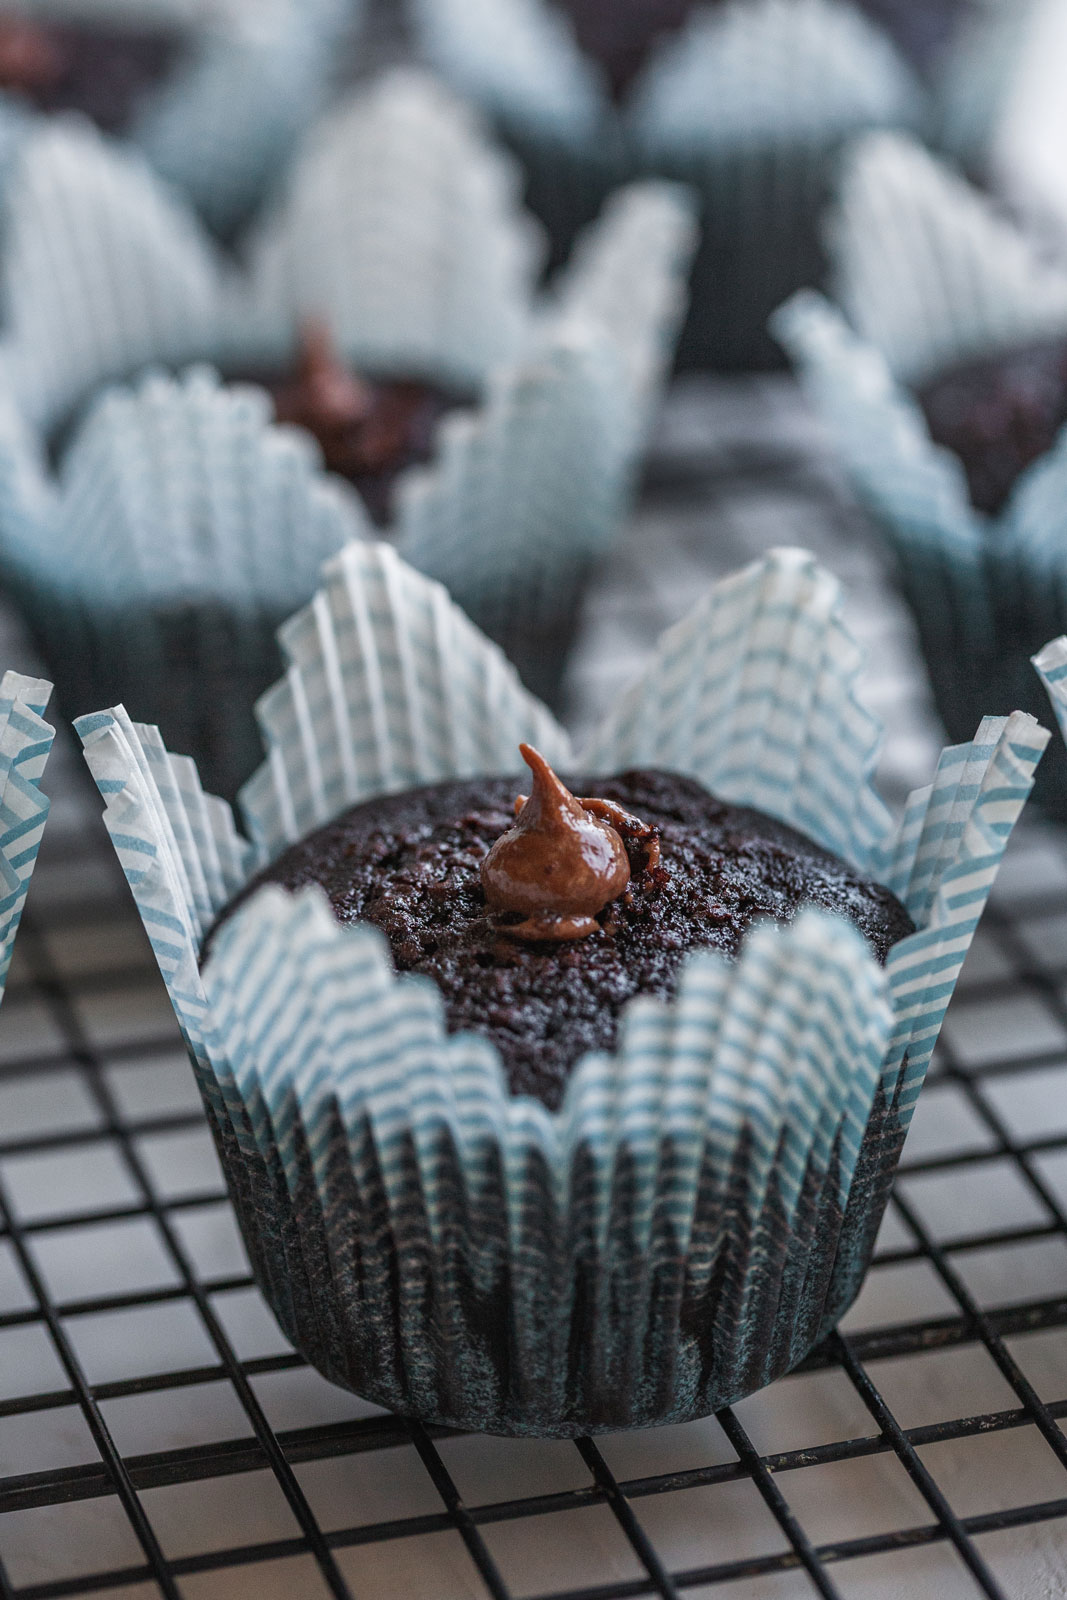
[207,767,914,1110]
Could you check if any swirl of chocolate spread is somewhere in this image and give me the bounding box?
[481,744,661,941]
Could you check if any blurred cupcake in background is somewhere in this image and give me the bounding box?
[76,542,1045,1435]
[775,130,1067,814]
[0,0,358,239]
[0,69,695,796]
[408,0,1043,370]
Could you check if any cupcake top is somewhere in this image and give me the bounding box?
[776,134,1067,529]
[0,11,183,134]
[917,335,1067,515]
[238,322,468,527]
[207,747,914,1109]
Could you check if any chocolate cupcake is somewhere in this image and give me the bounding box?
[0,1,346,237]
[78,543,1046,1435]
[915,335,1067,516]
[547,0,700,101]
[550,0,966,89]
[775,132,1067,815]
[416,0,1038,368]
[0,73,695,795]
[850,0,974,74]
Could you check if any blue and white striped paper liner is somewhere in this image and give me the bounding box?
[818,131,1067,385]
[0,670,53,998]
[410,0,923,366]
[129,0,360,240]
[411,0,920,152]
[0,72,694,433]
[1034,637,1067,746]
[773,132,1067,804]
[76,544,1047,1430]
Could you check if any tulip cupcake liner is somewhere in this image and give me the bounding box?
[76,541,1045,1436]
[0,0,357,240]
[0,76,695,795]
[0,670,53,997]
[774,131,1067,816]
[412,0,939,368]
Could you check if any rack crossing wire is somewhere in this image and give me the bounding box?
[2,377,1066,1600]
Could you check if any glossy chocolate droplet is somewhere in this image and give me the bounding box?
[481,745,631,941]
[273,319,373,447]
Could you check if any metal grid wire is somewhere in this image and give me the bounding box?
[2,378,1067,1600]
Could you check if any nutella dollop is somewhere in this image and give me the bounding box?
[481,744,655,941]
[272,320,441,489]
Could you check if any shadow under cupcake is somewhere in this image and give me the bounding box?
[775,130,1067,816]
[0,69,695,798]
[77,541,1045,1435]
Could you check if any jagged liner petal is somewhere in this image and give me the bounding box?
[410,0,937,367]
[0,671,53,995]
[0,0,352,242]
[76,544,1046,1433]
[0,69,694,431]
[774,130,1067,812]
[129,0,362,239]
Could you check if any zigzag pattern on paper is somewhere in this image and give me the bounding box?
[243,69,541,391]
[0,671,53,997]
[632,0,918,150]
[826,132,1067,383]
[241,542,571,859]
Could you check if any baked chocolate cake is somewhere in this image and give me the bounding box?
[917,335,1067,515]
[242,323,465,526]
[0,13,183,135]
[209,749,914,1110]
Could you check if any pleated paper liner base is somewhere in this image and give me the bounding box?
[204,1065,909,1437]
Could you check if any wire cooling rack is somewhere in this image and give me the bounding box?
[2,377,1067,1600]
